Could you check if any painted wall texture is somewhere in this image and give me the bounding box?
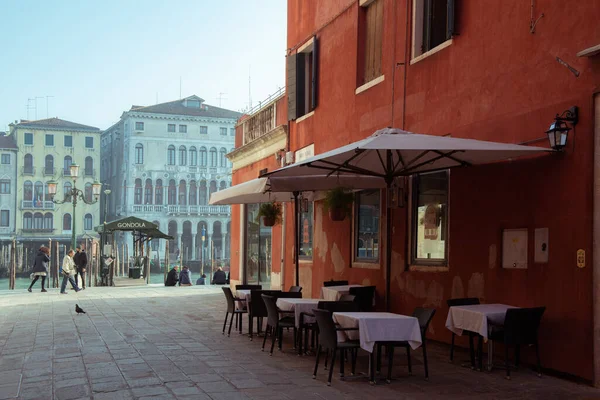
[231,0,600,381]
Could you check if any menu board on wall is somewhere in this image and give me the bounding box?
[502,228,528,269]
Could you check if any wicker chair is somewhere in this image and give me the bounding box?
[261,294,297,355]
[323,280,349,287]
[222,287,247,336]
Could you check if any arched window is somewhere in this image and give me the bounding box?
[155,179,163,204]
[84,213,92,231]
[168,179,176,205]
[219,181,227,191]
[179,180,187,205]
[23,212,33,229]
[23,181,33,201]
[63,213,72,230]
[167,145,176,165]
[209,147,217,167]
[33,212,43,229]
[189,147,197,166]
[189,181,197,205]
[24,154,33,173]
[84,183,93,202]
[220,148,227,167]
[64,182,72,202]
[209,180,217,198]
[144,179,153,204]
[199,180,207,205]
[85,156,93,176]
[44,155,54,175]
[135,143,144,164]
[34,182,43,207]
[179,146,187,166]
[63,156,72,175]
[199,147,207,167]
[134,179,142,204]
[43,213,53,230]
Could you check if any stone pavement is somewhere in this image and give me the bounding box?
[0,285,599,400]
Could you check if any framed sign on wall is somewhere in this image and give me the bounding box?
[502,228,528,269]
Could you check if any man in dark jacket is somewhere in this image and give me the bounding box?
[165,266,179,286]
[212,267,227,285]
[73,245,88,290]
[179,266,192,286]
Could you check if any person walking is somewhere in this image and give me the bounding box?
[179,266,192,286]
[73,244,88,290]
[165,265,179,286]
[28,246,50,292]
[61,249,81,294]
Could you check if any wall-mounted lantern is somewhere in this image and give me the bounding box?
[546,106,578,151]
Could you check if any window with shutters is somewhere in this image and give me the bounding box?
[287,36,318,121]
[357,0,383,87]
[412,0,455,61]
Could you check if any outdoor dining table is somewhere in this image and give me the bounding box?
[333,312,422,383]
[235,289,251,311]
[276,298,320,355]
[320,284,363,301]
[445,303,517,371]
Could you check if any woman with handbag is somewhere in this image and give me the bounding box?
[28,246,50,293]
[61,249,81,294]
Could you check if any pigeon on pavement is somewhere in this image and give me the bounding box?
[75,304,86,314]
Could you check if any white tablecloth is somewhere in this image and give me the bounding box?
[235,289,251,310]
[333,312,422,353]
[276,298,320,328]
[320,285,363,301]
[445,304,517,339]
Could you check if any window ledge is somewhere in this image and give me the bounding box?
[295,110,315,123]
[352,261,380,270]
[410,39,453,65]
[355,75,385,95]
[409,265,449,272]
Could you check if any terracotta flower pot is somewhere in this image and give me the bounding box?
[262,216,276,227]
[329,208,346,221]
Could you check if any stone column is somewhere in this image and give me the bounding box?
[191,232,197,260]
[222,226,228,260]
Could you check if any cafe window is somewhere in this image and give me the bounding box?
[411,171,449,265]
[354,190,380,262]
[299,201,313,259]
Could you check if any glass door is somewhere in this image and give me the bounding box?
[245,204,272,288]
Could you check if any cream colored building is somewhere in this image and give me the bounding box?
[8,118,101,252]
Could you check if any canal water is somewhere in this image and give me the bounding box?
[0,273,176,290]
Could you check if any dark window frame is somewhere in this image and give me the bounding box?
[353,189,381,263]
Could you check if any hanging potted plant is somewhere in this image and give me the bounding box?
[324,187,354,221]
[257,202,282,227]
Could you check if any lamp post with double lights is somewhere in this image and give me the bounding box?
[47,163,102,250]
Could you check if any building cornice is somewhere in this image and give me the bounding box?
[227,125,287,171]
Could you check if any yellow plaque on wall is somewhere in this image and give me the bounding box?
[576,249,585,268]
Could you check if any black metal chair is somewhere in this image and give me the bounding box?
[489,307,546,380]
[323,280,349,287]
[376,307,436,381]
[446,297,480,363]
[312,309,360,386]
[235,284,262,291]
[248,290,282,340]
[261,294,297,355]
[222,287,247,336]
[349,286,376,312]
[289,286,302,293]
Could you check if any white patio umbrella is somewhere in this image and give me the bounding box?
[265,128,553,310]
[210,175,386,285]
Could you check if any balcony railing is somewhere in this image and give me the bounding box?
[22,228,55,233]
[21,167,35,176]
[165,205,230,215]
[21,200,55,210]
[43,167,56,176]
[132,205,164,213]
[242,100,276,145]
[84,168,96,177]
[62,169,71,177]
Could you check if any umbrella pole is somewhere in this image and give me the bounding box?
[386,150,393,312]
[294,192,300,286]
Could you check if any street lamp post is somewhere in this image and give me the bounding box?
[48,163,101,250]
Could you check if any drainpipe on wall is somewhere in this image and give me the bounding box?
[281,207,286,290]
[593,92,600,387]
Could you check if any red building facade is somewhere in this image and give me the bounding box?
[229,0,600,383]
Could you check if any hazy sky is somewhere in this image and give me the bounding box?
[0,0,287,131]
